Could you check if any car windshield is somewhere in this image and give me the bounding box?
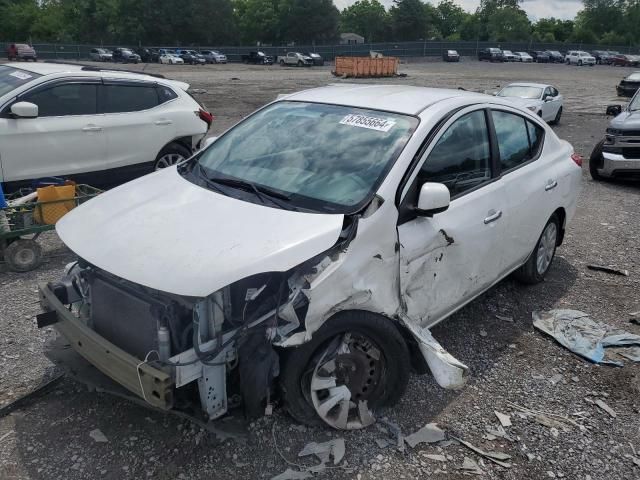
[548,51,561,55]
[498,86,543,99]
[503,50,513,55]
[186,101,418,213]
[0,66,40,98]
[628,73,640,81]
[448,50,457,54]
[630,93,640,111]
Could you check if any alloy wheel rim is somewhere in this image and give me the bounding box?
[307,333,381,430]
[536,223,557,275]
[155,153,185,169]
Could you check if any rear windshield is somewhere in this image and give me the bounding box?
[0,66,40,98]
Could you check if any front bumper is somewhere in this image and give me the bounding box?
[38,282,174,410]
[600,152,640,177]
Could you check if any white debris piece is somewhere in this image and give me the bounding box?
[404,423,445,448]
[271,468,313,480]
[460,456,484,475]
[494,411,512,427]
[594,399,616,418]
[89,429,108,443]
[454,437,512,468]
[298,438,345,465]
[424,454,447,462]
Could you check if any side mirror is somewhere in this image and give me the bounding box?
[606,105,622,116]
[10,101,38,118]
[544,95,553,102]
[416,182,450,216]
[202,136,218,149]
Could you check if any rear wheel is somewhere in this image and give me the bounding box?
[589,139,605,181]
[513,214,560,284]
[4,239,42,272]
[280,311,410,429]
[578,60,583,66]
[280,59,285,66]
[297,60,303,67]
[154,143,191,170]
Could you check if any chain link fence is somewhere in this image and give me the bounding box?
[5,40,639,63]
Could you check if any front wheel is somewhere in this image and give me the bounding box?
[154,143,191,170]
[280,60,285,66]
[297,60,303,67]
[589,139,605,181]
[551,106,562,125]
[513,214,560,284]
[4,239,43,272]
[280,311,410,429]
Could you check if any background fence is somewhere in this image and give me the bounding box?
[5,40,640,63]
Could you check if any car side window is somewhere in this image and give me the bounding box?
[22,83,97,117]
[157,85,178,104]
[103,84,159,113]
[492,110,544,172]
[544,87,552,98]
[418,110,492,197]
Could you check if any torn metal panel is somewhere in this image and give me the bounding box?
[401,319,469,389]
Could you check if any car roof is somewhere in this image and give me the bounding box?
[505,82,549,89]
[3,62,189,89]
[283,85,483,116]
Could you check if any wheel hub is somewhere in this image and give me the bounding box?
[536,222,557,275]
[308,333,382,430]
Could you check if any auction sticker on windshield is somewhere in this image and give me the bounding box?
[340,114,396,132]
[9,71,32,80]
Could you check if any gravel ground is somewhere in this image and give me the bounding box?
[1,60,640,480]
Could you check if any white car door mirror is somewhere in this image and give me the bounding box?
[11,101,38,118]
[416,182,450,217]
[202,136,218,149]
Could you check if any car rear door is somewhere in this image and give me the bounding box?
[397,107,508,326]
[99,80,177,174]
[0,78,107,182]
[489,107,561,271]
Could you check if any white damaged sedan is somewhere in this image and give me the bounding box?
[497,82,564,124]
[38,85,582,430]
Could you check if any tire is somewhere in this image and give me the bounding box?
[4,239,43,272]
[578,60,583,66]
[513,214,560,284]
[280,311,410,429]
[280,60,285,66]
[297,60,303,67]
[154,143,192,170]
[551,106,562,125]
[589,139,605,181]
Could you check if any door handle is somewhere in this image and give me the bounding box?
[154,119,173,126]
[484,210,502,224]
[82,125,102,132]
[545,180,558,191]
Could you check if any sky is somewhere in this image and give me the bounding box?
[333,0,584,20]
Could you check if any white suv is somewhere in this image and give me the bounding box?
[567,51,596,66]
[0,63,211,188]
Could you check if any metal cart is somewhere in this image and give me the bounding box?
[1,184,101,272]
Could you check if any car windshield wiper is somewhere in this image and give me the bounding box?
[207,176,294,209]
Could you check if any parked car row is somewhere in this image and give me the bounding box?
[89,47,227,65]
[477,47,639,67]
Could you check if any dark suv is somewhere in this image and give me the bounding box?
[478,48,503,62]
[176,49,206,65]
[112,48,141,63]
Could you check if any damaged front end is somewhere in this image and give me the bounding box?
[39,210,468,430]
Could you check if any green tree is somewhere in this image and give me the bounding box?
[235,0,280,44]
[390,0,427,41]
[280,0,339,44]
[435,0,467,39]
[486,6,531,41]
[340,0,388,42]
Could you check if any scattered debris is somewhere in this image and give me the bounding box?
[375,438,390,448]
[424,454,447,462]
[594,399,616,418]
[495,314,514,322]
[89,428,109,443]
[298,438,346,466]
[271,468,313,480]
[479,330,488,337]
[453,437,512,467]
[494,411,512,427]
[549,374,564,385]
[379,418,405,451]
[460,456,484,475]
[587,264,629,276]
[507,401,582,431]
[617,346,640,362]
[0,431,14,443]
[404,423,445,448]
[625,455,640,468]
[532,309,640,365]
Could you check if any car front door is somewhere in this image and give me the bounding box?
[397,108,508,326]
[489,108,561,271]
[99,80,176,174]
[0,79,107,183]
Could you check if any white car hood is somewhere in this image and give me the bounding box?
[57,168,345,297]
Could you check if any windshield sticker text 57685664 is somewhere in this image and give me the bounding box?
[340,114,396,132]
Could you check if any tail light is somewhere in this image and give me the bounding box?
[571,153,583,167]
[197,109,214,128]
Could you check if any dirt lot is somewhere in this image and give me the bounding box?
[1,59,640,480]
